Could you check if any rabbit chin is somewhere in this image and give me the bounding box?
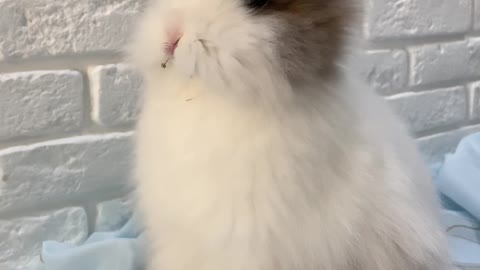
[171,38,292,105]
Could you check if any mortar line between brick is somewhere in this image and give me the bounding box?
[404,47,411,90]
[386,84,469,100]
[469,84,476,120]
[366,34,468,50]
[417,124,480,140]
[79,69,96,132]
[408,76,480,93]
[83,204,99,235]
[416,122,470,139]
[0,132,134,155]
[407,48,415,87]
[471,0,476,32]
[0,126,135,150]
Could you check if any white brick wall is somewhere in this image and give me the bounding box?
[361,0,480,163]
[0,0,478,268]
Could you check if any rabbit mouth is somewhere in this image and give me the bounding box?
[161,36,182,69]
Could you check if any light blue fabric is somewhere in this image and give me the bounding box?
[29,133,480,270]
[436,133,480,220]
[434,133,480,268]
[28,213,147,270]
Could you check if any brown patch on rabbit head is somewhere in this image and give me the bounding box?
[248,0,358,84]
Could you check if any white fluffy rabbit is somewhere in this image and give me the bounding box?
[128,0,452,269]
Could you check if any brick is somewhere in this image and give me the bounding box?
[388,86,468,134]
[352,50,408,95]
[0,208,88,269]
[0,71,83,142]
[471,82,480,121]
[409,39,480,86]
[89,64,142,127]
[366,0,472,40]
[95,196,134,232]
[417,125,480,163]
[0,0,144,60]
[0,133,133,212]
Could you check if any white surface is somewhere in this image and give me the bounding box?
[0,71,83,141]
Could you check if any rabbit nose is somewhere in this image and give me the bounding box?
[165,36,181,56]
[165,19,183,56]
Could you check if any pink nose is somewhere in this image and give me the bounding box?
[165,37,180,56]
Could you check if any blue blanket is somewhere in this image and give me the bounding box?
[29,133,480,270]
[433,133,480,269]
[28,212,146,270]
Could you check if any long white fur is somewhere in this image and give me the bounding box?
[129,0,452,269]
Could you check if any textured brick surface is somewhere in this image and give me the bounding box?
[353,50,408,95]
[0,0,144,60]
[418,126,480,163]
[0,133,133,211]
[366,0,472,40]
[388,87,468,134]
[410,39,480,86]
[95,196,134,232]
[0,208,87,269]
[89,64,142,127]
[0,71,83,141]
